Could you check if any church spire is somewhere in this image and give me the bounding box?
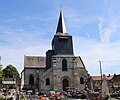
[56,11,66,34]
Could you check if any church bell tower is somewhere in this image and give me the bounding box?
[52,11,74,55]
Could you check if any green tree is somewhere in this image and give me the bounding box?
[0,66,2,80]
[2,64,20,79]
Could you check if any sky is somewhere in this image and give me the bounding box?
[0,0,120,76]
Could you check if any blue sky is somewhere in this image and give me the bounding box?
[0,0,120,76]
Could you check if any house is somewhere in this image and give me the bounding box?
[90,75,113,91]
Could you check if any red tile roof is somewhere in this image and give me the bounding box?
[92,75,113,81]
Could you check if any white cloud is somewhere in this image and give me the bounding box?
[76,8,120,75]
[0,43,50,73]
[98,6,120,43]
[74,35,120,75]
[98,16,119,43]
[0,23,52,72]
[1,1,120,76]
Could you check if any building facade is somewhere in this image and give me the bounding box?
[21,11,89,93]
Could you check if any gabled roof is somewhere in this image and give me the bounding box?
[24,56,46,68]
[56,11,67,34]
[92,76,113,81]
[112,74,120,82]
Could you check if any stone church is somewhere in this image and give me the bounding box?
[21,11,89,93]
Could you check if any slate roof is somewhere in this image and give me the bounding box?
[24,56,46,68]
[52,54,75,58]
[56,11,67,34]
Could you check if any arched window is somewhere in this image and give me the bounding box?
[62,59,67,71]
[80,77,84,84]
[46,78,50,86]
[29,75,34,85]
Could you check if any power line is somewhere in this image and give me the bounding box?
[87,61,99,70]
[102,60,120,63]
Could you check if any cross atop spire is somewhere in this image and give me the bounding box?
[60,2,62,10]
[56,11,66,34]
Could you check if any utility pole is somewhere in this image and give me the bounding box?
[99,61,103,85]
[99,60,103,100]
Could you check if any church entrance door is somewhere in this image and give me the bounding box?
[62,79,69,91]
